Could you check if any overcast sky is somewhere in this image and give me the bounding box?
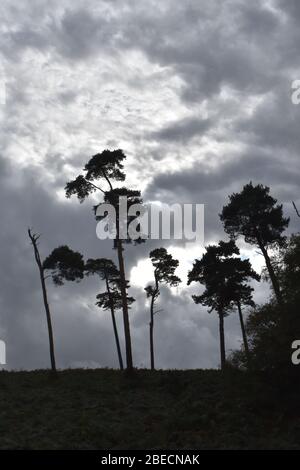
[0,0,299,370]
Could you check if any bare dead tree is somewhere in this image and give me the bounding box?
[28,229,56,373]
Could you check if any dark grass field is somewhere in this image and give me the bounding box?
[0,368,299,449]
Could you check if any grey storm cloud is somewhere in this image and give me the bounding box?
[0,0,299,371]
[150,117,212,143]
[277,0,300,20]
[54,9,115,60]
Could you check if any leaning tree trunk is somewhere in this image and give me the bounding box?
[218,310,226,370]
[237,301,251,368]
[105,275,124,370]
[28,230,56,373]
[40,271,57,373]
[116,238,133,371]
[257,238,283,306]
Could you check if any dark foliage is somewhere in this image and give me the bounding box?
[43,246,85,286]
[230,233,300,372]
[220,182,289,247]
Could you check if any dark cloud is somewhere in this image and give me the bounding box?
[150,117,212,143]
[54,9,112,60]
[276,0,300,20]
[236,3,279,37]
[145,148,300,241]
[235,91,300,155]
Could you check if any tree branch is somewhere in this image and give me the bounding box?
[102,169,113,191]
[88,180,106,194]
[292,201,300,218]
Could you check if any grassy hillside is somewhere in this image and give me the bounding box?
[0,368,299,449]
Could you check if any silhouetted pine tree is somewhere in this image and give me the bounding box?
[145,248,181,370]
[65,149,143,370]
[220,182,289,305]
[221,255,260,367]
[28,236,85,372]
[188,241,259,370]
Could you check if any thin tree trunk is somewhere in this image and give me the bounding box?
[149,274,159,371]
[40,272,56,372]
[104,171,134,370]
[257,238,283,306]
[28,230,56,373]
[218,310,226,370]
[149,293,155,370]
[237,301,251,368]
[105,275,124,370]
[116,238,133,371]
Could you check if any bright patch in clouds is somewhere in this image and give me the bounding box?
[130,242,205,290]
